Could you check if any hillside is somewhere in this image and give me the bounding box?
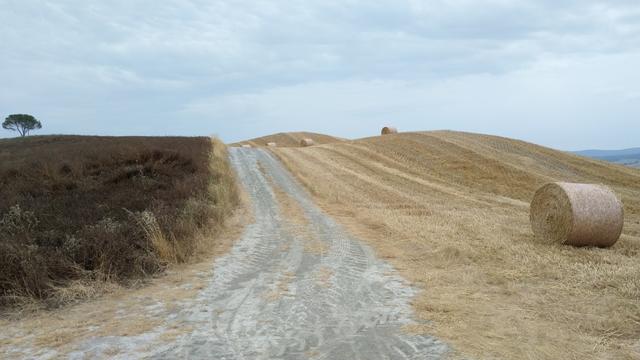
[230,131,345,147]
[575,148,640,168]
[272,130,640,359]
[0,136,238,308]
[576,147,640,157]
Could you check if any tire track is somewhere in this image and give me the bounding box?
[152,148,448,359]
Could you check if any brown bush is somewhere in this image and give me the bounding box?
[0,135,238,307]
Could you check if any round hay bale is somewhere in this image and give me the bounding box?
[381,126,398,135]
[300,138,315,147]
[266,142,277,147]
[241,144,252,148]
[530,182,624,247]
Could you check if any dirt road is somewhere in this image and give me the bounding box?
[1,148,446,360]
[150,148,447,359]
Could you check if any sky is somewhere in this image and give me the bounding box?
[1,1,639,150]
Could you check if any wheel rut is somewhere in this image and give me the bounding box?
[154,148,448,359]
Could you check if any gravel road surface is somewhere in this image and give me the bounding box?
[153,148,447,359]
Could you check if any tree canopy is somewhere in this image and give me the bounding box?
[2,114,42,137]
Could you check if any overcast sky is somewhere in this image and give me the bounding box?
[1,1,639,149]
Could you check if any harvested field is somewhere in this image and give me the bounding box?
[231,131,344,148]
[0,135,238,309]
[271,130,640,359]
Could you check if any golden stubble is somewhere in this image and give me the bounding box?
[271,131,640,360]
[230,131,345,148]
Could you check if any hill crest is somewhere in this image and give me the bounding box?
[231,132,345,148]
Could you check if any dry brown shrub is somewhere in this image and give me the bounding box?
[0,135,238,309]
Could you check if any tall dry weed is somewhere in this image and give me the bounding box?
[0,135,239,309]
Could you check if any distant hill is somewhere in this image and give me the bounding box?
[230,132,346,148]
[574,147,640,168]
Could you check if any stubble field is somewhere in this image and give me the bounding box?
[272,130,640,359]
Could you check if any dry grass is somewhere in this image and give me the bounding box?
[0,204,249,358]
[272,130,640,359]
[0,135,239,309]
[260,159,328,256]
[231,131,345,148]
[263,271,295,301]
[316,266,333,288]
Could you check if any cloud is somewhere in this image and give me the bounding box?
[183,49,640,149]
[0,0,639,148]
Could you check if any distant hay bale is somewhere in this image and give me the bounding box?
[381,126,398,135]
[530,182,624,247]
[266,142,277,147]
[300,138,315,147]
[241,144,252,148]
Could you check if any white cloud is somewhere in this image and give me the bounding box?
[0,0,639,148]
[185,50,640,149]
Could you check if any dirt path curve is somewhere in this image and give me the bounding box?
[153,148,447,359]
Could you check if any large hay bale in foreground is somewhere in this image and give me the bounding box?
[300,138,315,147]
[266,142,277,147]
[381,126,398,135]
[530,182,624,247]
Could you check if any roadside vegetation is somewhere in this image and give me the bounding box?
[272,130,640,359]
[0,135,238,309]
